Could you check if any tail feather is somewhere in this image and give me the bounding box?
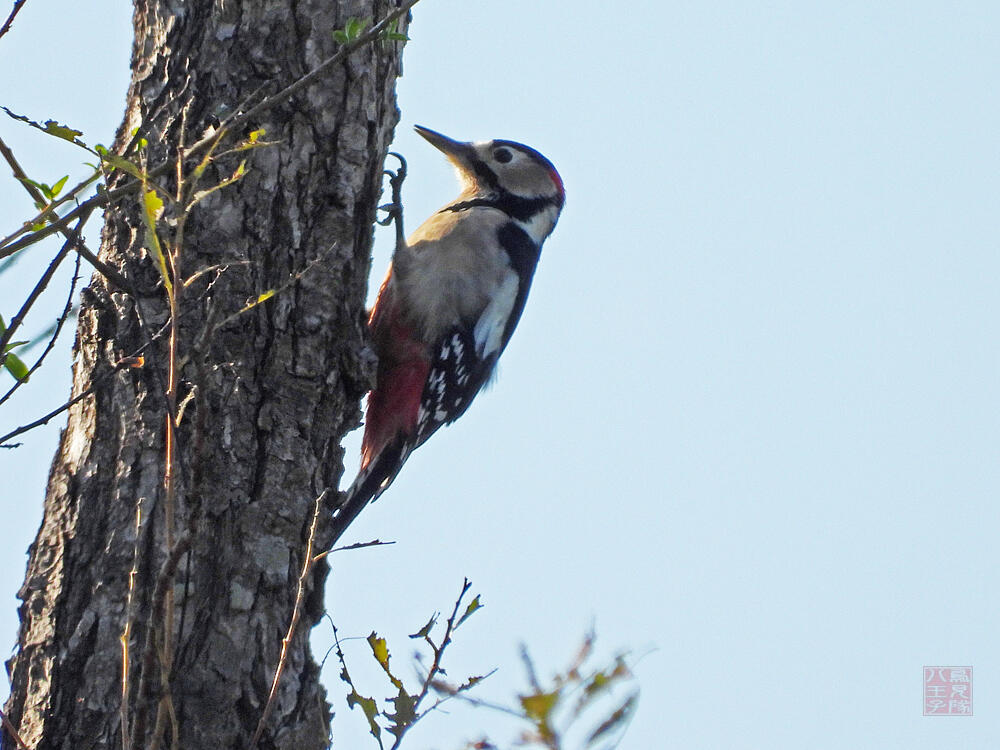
[331,436,411,547]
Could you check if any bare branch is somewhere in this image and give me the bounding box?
[0,252,80,407]
[0,0,28,42]
[120,497,147,750]
[331,538,395,554]
[0,707,29,750]
[0,208,91,360]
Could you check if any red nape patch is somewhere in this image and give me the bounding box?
[360,358,430,469]
[548,167,565,202]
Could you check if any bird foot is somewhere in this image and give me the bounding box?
[377,152,407,252]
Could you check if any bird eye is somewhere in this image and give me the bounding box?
[493,148,513,164]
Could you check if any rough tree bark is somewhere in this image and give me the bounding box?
[3,1,408,748]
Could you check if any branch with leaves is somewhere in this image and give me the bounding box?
[451,633,639,750]
[0,0,421,263]
[331,578,488,750]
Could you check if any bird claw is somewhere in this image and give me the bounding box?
[377,152,407,250]
[375,204,396,225]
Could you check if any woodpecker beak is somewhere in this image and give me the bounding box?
[414,125,472,167]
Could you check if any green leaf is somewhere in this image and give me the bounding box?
[235,131,275,152]
[380,20,409,42]
[519,690,559,723]
[2,108,85,146]
[143,188,164,220]
[50,175,69,196]
[368,631,402,689]
[335,16,370,43]
[96,145,146,179]
[256,289,275,304]
[346,17,363,37]
[17,176,45,193]
[43,120,83,142]
[367,632,390,671]
[408,614,437,639]
[3,352,29,382]
[385,686,416,738]
[584,671,609,696]
[346,688,381,742]
[141,188,171,293]
[455,594,482,629]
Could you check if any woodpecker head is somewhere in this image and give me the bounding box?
[414,125,564,240]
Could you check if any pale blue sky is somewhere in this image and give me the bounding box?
[2,1,999,748]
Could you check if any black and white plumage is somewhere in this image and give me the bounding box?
[332,125,564,544]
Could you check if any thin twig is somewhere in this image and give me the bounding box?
[128,535,192,750]
[0,169,105,258]
[0,707,30,750]
[0,136,131,290]
[120,496,147,750]
[331,538,395,553]
[249,490,328,750]
[0,304,169,447]
[388,578,474,750]
[189,0,419,161]
[0,208,90,360]
[0,356,111,445]
[198,249,333,344]
[148,164,184,750]
[422,673,518,719]
[0,254,79,408]
[0,0,27,42]
[416,668,501,720]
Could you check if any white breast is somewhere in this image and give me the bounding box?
[395,207,513,342]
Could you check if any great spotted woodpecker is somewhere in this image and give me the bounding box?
[332,125,564,542]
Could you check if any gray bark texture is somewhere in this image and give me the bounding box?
[3,1,407,748]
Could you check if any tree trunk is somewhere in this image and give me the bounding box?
[3,1,406,748]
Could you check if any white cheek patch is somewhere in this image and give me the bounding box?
[516,204,559,245]
[473,271,519,358]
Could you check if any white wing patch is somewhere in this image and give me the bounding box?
[415,329,480,445]
[473,271,519,358]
